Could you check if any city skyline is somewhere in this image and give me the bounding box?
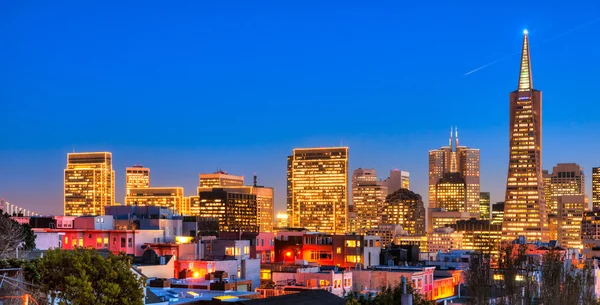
[2,1,600,216]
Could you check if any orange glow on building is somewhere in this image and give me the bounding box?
[64,152,114,216]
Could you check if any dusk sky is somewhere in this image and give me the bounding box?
[1,1,599,215]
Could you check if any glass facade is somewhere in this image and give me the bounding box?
[287,147,348,234]
[64,152,114,216]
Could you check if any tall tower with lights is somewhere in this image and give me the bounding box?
[502,30,549,242]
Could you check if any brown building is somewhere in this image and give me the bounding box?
[557,195,584,249]
[428,128,480,214]
[381,189,426,236]
[544,163,585,215]
[502,30,549,242]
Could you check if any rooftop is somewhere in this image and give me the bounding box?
[148,287,257,304]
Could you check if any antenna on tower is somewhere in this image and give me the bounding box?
[449,126,453,147]
[455,126,459,148]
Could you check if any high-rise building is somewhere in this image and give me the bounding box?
[479,192,491,220]
[199,171,244,187]
[275,212,289,230]
[381,188,426,236]
[125,165,150,197]
[252,183,274,233]
[502,31,549,242]
[557,195,584,249]
[351,168,387,233]
[491,202,504,226]
[125,187,185,214]
[64,152,115,216]
[451,219,501,256]
[198,188,258,233]
[383,169,410,194]
[428,128,480,214]
[544,163,585,215]
[287,147,348,234]
[427,227,464,252]
[593,168,600,210]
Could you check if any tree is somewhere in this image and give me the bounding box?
[0,212,36,259]
[465,251,491,305]
[34,248,145,305]
[344,282,434,305]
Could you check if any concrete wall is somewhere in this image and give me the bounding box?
[34,231,61,250]
[135,257,175,279]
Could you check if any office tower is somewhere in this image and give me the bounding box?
[428,209,476,232]
[351,168,387,233]
[381,189,426,236]
[479,192,491,220]
[64,152,115,216]
[125,165,150,196]
[287,147,348,234]
[593,167,600,209]
[502,31,549,242]
[545,163,585,215]
[199,170,244,187]
[491,202,504,226]
[451,219,501,256]
[557,195,584,249]
[383,169,410,194]
[427,227,463,252]
[252,176,274,233]
[125,187,185,214]
[198,188,258,233]
[582,210,600,240]
[428,128,480,214]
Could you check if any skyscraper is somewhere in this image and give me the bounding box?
[199,171,244,187]
[64,152,115,216]
[592,167,600,209]
[428,128,480,214]
[287,147,348,234]
[351,168,387,233]
[198,188,258,233]
[491,202,505,226]
[252,176,275,233]
[502,31,549,242]
[479,192,491,220]
[381,188,426,236]
[383,169,410,194]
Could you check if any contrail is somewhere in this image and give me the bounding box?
[464,17,599,76]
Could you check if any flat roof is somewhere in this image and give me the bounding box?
[148,287,257,304]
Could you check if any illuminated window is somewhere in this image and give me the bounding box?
[336,247,342,254]
[346,240,357,247]
[225,247,234,256]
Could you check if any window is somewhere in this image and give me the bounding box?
[346,240,360,247]
[128,238,133,248]
[261,239,264,247]
[375,240,380,247]
[235,247,241,256]
[103,237,108,248]
[244,246,249,254]
[113,237,116,245]
[346,255,361,263]
[96,237,102,247]
[310,251,332,260]
[225,247,234,256]
[336,247,342,254]
[319,279,330,286]
[65,236,69,245]
[121,237,126,248]
[78,238,83,247]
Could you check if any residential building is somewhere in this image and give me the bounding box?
[125,165,150,197]
[287,147,348,234]
[57,228,165,256]
[125,187,185,215]
[383,169,410,194]
[582,210,600,240]
[593,167,600,209]
[351,168,387,233]
[365,224,406,249]
[502,31,549,242]
[480,192,491,220]
[352,266,436,300]
[73,215,114,230]
[64,152,115,216]
[557,195,584,249]
[269,268,353,297]
[381,189,426,236]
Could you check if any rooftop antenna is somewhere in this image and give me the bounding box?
[455,126,459,148]
[448,126,452,147]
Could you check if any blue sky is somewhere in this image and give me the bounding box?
[1,1,599,215]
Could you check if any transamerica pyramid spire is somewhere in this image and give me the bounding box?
[518,29,533,91]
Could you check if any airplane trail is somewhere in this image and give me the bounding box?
[464,17,599,76]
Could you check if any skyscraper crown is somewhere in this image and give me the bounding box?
[518,30,533,91]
